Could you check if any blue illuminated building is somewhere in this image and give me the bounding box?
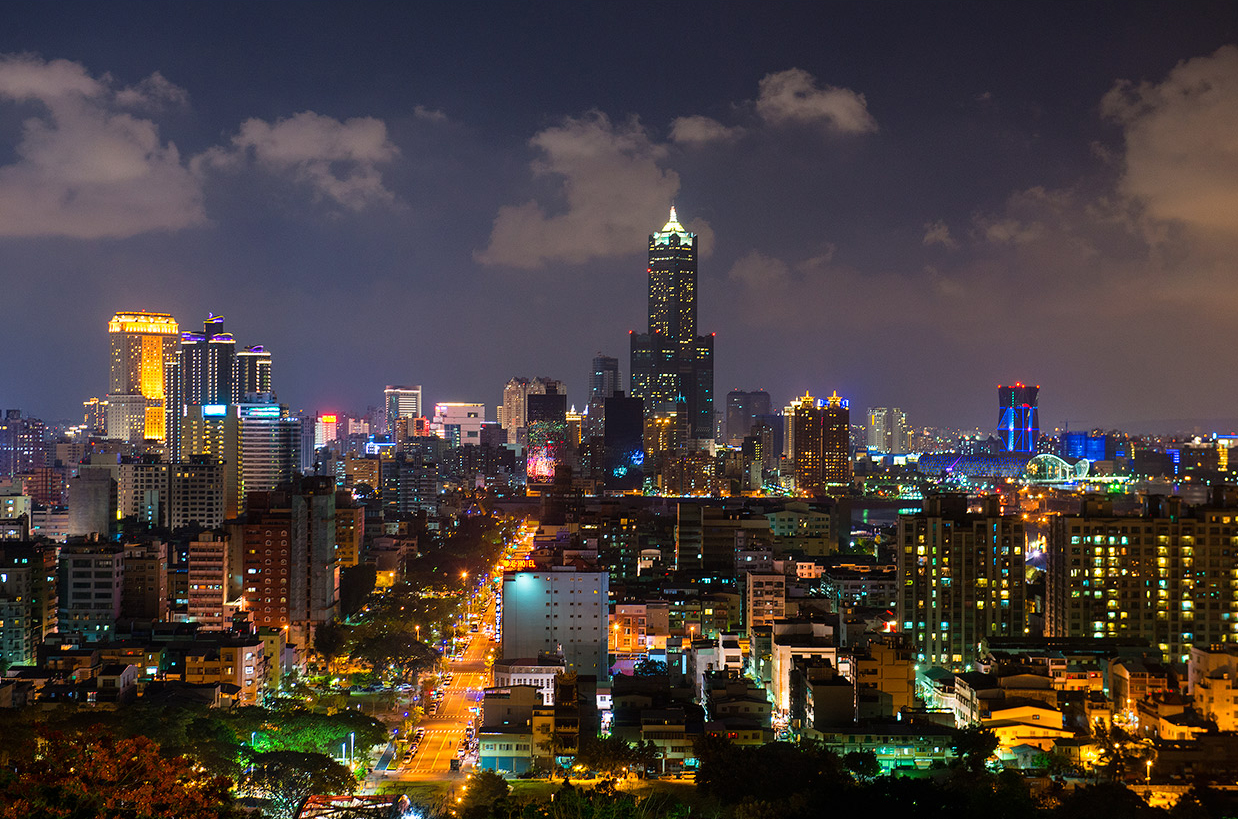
[1062,431,1107,461]
[998,383,1039,453]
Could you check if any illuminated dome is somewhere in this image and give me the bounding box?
[1024,453,1090,483]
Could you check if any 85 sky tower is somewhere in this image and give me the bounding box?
[629,207,714,441]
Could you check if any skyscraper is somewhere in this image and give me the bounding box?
[725,390,772,445]
[630,207,714,441]
[235,345,273,401]
[526,387,567,488]
[998,383,1039,453]
[603,391,644,492]
[784,391,850,492]
[0,411,48,479]
[785,393,823,493]
[384,386,423,435]
[822,392,850,486]
[587,355,620,437]
[165,314,275,462]
[107,312,180,441]
[866,407,910,454]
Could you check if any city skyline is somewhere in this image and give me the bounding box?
[1,4,1237,432]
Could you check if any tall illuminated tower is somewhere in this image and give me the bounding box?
[107,312,180,441]
[630,207,714,441]
[998,383,1039,453]
[384,385,422,436]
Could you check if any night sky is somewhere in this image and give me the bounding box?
[2,2,1237,433]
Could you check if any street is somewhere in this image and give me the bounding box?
[397,609,494,780]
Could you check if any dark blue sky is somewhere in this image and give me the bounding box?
[2,2,1237,432]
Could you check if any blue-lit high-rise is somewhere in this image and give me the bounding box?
[998,383,1039,453]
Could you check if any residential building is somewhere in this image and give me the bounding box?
[866,407,910,454]
[58,541,124,643]
[188,532,232,630]
[745,573,786,637]
[121,542,168,620]
[1189,644,1238,731]
[897,494,1027,667]
[1046,495,1238,663]
[0,541,57,665]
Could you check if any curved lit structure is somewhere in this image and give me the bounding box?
[1023,453,1090,484]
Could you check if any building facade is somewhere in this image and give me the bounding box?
[866,407,910,454]
[897,495,1027,667]
[630,208,714,441]
[1046,496,1238,663]
[384,386,423,435]
[108,312,180,442]
[998,383,1039,453]
[500,567,609,680]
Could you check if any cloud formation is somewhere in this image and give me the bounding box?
[669,115,743,145]
[1102,45,1238,236]
[198,111,399,210]
[0,54,204,238]
[477,112,681,268]
[755,68,878,134]
[922,220,957,249]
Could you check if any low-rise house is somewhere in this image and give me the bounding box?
[96,663,139,703]
[1188,644,1238,731]
[815,721,956,773]
[184,637,267,705]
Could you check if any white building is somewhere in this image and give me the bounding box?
[771,620,839,713]
[492,656,566,705]
[866,407,910,454]
[501,567,609,680]
[433,403,485,447]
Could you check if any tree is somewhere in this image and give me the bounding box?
[460,769,510,819]
[314,620,351,677]
[339,564,378,617]
[240,750,356,819]
[951,725,999,773]
[1054,782,1157,819]
[576,734,637,776]
[844,750,880,780]
[350,623,439,683]
[0,729,240,819]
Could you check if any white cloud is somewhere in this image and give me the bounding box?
[1102,45,1238,236]
[198,111,399,210]
[0,54,204,238]
[669,115,743,145]
[114,71,188,109]
[413,105,447,123]
[756,68,877,134]
[477,112,682,268]
[922,220,957,249]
